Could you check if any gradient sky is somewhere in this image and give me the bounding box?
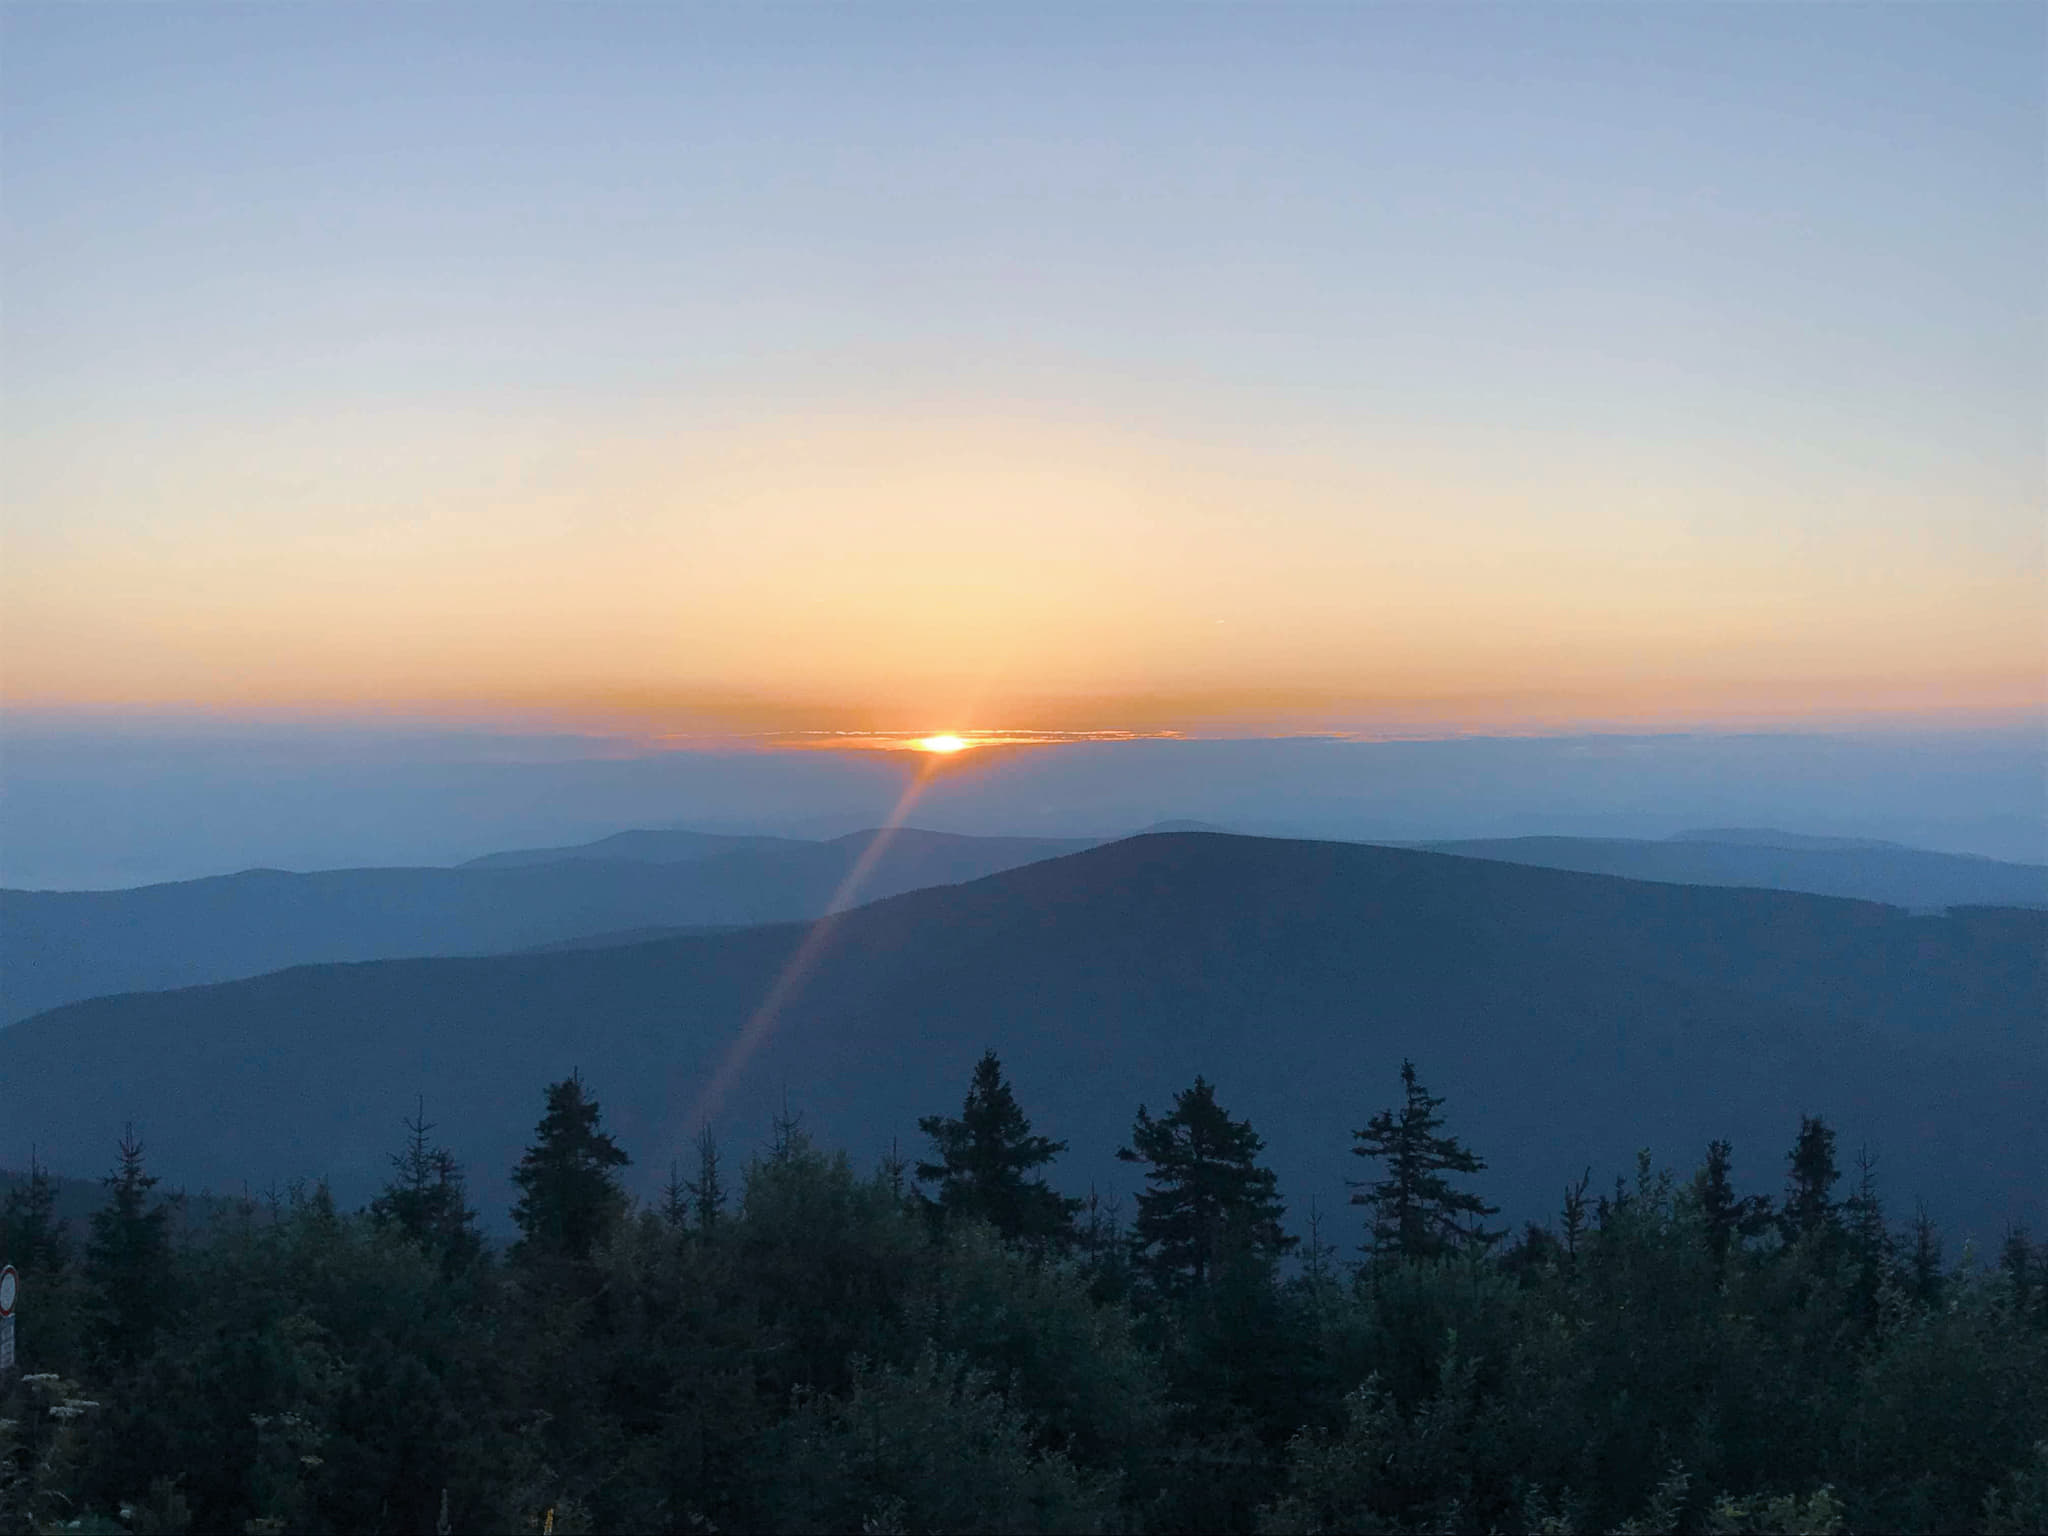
[3,4,2042,738]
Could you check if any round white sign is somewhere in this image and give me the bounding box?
[0,1266,16,1316]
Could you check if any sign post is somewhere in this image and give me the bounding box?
[0,1264,17,1379]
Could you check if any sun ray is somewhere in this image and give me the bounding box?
[676,752,947,1141]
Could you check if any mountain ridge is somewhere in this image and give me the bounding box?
[0,827,1095,1024]
[3,833,2037,1239]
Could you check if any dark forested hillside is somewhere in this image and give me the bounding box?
[3,834,2040,1238]
[0,828,1094,1023]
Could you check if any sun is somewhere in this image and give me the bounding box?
[914,734,971,754]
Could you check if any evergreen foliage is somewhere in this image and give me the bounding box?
[2,1071,2043,1535]
[1697,1136,1775,1275]
[684,1125,727,1234]
[1348,1059,1503,1260]
[81,1127,174,1367]
[368,1104,482,1275]
[1781,1113,1842,1242]
[916,1051,1081,1246]
[1118,1076,1295,1290]
[0,1151,69,1278]
[509,1073,631,1264]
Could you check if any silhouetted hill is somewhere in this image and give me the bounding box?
[1670,827,1909,852]
[2,835,2038,1239]
[1410,834,2048,912]
[460,828,809,869]
[0,828,1093,1023]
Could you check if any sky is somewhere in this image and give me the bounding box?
[3,3,2043,745]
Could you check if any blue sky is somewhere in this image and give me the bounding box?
[2,4,2042,749]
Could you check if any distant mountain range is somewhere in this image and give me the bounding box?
[1407,833,2048,912]
[0,829,1093,1024]
[4,823,2040,1025]
[3,834,2039,1240]
[458,828,812,869]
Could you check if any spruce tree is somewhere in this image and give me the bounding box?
[1694,1138,1772,1275]
[661,1159,689,1229]
[1780,1114,1841,1242]
[917,1051,1081,1246]
[1843,1144,1889,1319]
[83,1127,174,1366]
[370,1104,482,1274]
[0,1151,70,1278]
[1117,1076,1294,1289]
[1348,1060,1501,1261]
[510,1073,631,1264]
[684,1125,727,1234]
[1904,1204,1945,1308]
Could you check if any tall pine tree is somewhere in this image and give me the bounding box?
[917,1051,1081,1246]
[1117,1076,1294,1289]
[1694,1138,1773,1276]
[0,1151,70,1278]
[1780,1114,1841,1243]
[511,1073,631,1264]
[83,1127,174,1366]
[1349,1060,1501,1261]
[370,1103,483,1275]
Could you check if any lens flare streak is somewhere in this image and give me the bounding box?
[677,753,949,1139]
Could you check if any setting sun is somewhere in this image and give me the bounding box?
[915,734,970,754]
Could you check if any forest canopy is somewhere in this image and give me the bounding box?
[2,1056,2044,1535]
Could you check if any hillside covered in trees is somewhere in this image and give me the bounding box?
[4,1057,2044,1535]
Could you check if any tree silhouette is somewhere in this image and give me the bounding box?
[0,1150,69,1278]
[83,1126,174,1364]
[1694,1138,1772,1275]
[370,1102,481,1274]
[917,1051,1080,1246]
[1349,1060,1501,1261]
[685,1125,728,1234]
[511,1073,631,1264]
[1118,1076,1293,1289]
[1780,1114,1841,1242]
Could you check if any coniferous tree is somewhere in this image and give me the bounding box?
[769,1094,806,1165]
[661,1158,690,1230]
[685,1125,727,1234]
[83,1127,174,1366]
[1904,1203,1945,1308]
[1843,1144,1889,1318]
[1559,1167,1592,1268]
[0,1151,70,1277]
[510,1073,631,1264]
[370,1105,482,1274]
[1117,1076,1293,1289]
[1780,1114,1841,1242]
[2000,1226,2038,1317]
[1348,1060,1501,1261]
[879,1136,911,1205]
[917,1051,1081,1246]
[1694,1138,1772,1276]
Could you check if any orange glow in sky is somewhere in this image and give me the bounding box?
[3,414,2041,740]
[3,10,2042,747]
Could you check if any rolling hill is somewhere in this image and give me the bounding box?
[0,828,1093,1024]
[3,834,2039,1240]
[458,828,811,869]
[1408,832,2048,912]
